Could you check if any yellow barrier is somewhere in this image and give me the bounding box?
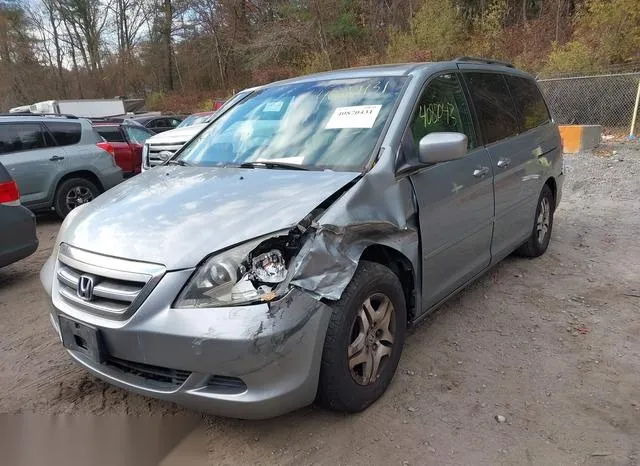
[558,125,601,153]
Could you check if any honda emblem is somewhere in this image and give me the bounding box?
[77,275,94,301]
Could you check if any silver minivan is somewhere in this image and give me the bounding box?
[41,58,563,419]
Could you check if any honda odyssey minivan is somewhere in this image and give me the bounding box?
[41,58,563,419]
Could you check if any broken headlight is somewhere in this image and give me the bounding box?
[174,232,293,308]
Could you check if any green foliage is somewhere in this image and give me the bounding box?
[329,10,363,40]
[146,90,165,111]
[386,28,419,63]
[468,0,509,57]
[387,0,465,62]
[302,51,332,75]
[575,0,640,64]
[543,0,640,76]
[542,41,599,76]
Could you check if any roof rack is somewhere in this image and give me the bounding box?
[89,116,126,122]
[455,56,515,68]
[0,112,79,119]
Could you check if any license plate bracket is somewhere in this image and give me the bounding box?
[58,315,105,364]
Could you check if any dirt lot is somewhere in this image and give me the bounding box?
[1,144,639,465]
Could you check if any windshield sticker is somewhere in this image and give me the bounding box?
[325,105,382,129]
[263,101,284,112]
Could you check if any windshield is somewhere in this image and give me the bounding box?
[124,125,153,144]
[177,77,406,171]
[177,114,211,128]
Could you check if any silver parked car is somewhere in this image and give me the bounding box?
[0,115,123,218]
[41,58,563,419]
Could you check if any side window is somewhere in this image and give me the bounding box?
[152,118,168,128]
[95,126,126,143]
[465,72,519,144]
[505,76,551,131]
[409,73,477,149]
[0,124,47,154]
[45,121,82,146]
[169,118,181,128]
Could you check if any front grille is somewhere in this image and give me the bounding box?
[55,243,165,319]
[146,143,184,168]
[107,356,191,388]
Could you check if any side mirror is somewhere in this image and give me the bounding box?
[418,132,468,164]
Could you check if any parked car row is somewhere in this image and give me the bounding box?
[0,107,221,268]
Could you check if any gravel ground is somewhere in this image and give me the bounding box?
[1,143,639,465]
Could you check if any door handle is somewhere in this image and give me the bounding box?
[473,166,490,178]
[49,155,65,161]
[497,158,510,168]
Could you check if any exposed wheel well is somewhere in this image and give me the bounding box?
[545,177,557,210]
[55,171,104,197]
[360,245,416,324]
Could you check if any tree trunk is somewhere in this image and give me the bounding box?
[164,0,173,91]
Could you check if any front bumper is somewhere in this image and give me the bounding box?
[44,258,333,419]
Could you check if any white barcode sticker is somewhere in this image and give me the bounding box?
[325,105,382,129]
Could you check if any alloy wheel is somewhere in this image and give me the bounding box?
[348,293,395,385]
[536,196,550,244]
[65,186,94,211]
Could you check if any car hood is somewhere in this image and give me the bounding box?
[59,166,359,270]
[146,124,206,144]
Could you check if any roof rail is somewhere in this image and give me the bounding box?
[455,56,515,68]
[0,112,79,119]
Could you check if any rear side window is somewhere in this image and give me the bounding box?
[151,118,168,128]
[95,126,126,142]
[0,124,48,154]
[464,72,519,144]
[45,121,82,146]
[506,76,551,131]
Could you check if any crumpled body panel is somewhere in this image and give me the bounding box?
[289,147,420,303]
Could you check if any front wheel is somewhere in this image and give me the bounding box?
[54,178,100,219]
[317,261,406,412]
[516,184,554,257]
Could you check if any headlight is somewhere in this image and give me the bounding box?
[174,232,292,308]
[141,144,149,169]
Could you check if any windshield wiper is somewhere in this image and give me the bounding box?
[239,161,309,171]
[166,159,192,166]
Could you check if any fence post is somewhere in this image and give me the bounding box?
[630,77,640,139]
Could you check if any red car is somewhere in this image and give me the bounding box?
[92,121,156,176]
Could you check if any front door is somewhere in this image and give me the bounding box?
[405,73,495,310]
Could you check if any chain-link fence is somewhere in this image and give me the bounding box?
[537,72,640,136]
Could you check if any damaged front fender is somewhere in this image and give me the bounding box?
[288,152,420,303]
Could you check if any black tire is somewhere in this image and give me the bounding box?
[54,177,100,219]
[516,184,554,258]
[318,261,407,412]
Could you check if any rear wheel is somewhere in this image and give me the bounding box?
[516,184,554,257]
[317,261,406,412]
[54,178,100,219]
